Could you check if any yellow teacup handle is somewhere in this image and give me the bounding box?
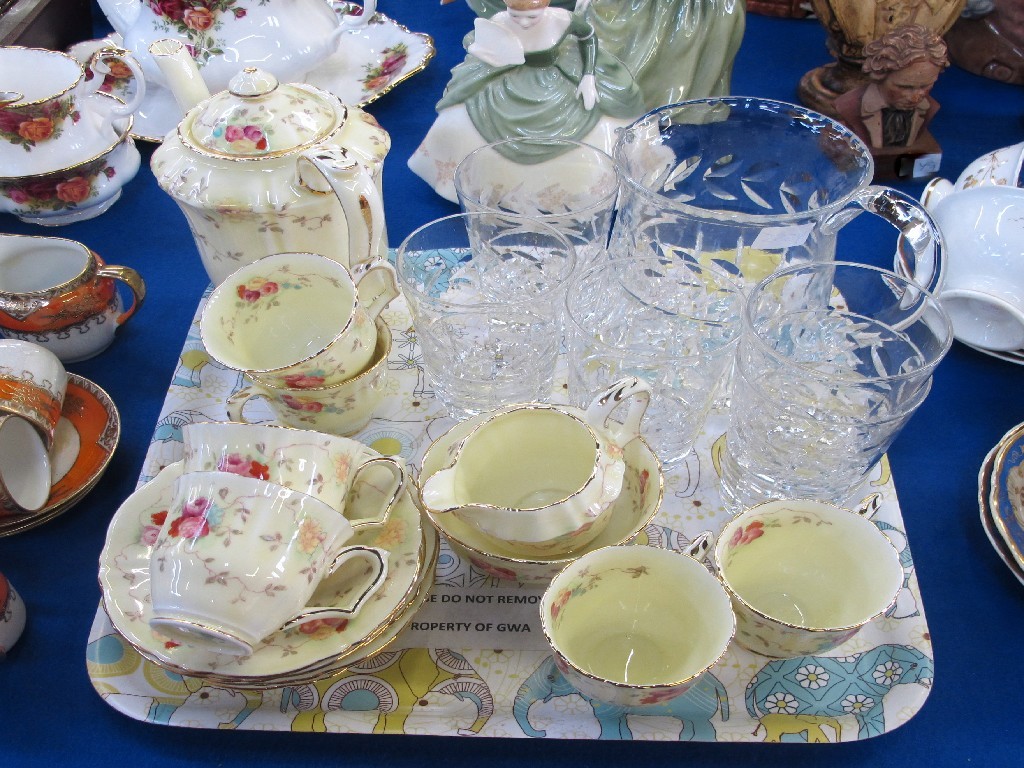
[279,545,389,630]
[347,455,408,530]
[225,387,262,425]
[584,377,652,444]
[352,260,399,321]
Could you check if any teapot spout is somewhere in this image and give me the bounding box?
[94,0,139,36]
[149,39,211,113]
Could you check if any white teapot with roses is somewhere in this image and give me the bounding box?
[95,0,376,101]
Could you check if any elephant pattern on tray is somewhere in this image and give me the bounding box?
[745,644,934,740]
[89,631,494,734]
[513,657,729,740]
[280,648,494,734]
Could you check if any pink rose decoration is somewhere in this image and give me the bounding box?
[181,496,211,517]
[243,125,263,142]
[224,125,244,142]
[175,516,210,538]
[141,525,162,546]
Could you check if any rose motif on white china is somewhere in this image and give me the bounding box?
[0,97,80,151]
[146,0,255,67]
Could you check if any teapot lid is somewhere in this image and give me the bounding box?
[184,68,344,158]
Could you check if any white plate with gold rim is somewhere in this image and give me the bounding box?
[99,459,427,681]
[978,442,1024,586]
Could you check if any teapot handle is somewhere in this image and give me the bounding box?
[583,377,651,445]
[297,147,386,269]
[88,46,147,119]
[338,0,377,30]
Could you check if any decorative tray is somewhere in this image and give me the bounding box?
[87,285,934,741]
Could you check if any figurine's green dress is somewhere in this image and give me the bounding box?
[467,0,746,110]
[407,8,645,200]
[435,11,644,163]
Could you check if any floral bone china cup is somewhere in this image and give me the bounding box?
[200,252,398,390]
[226,316,392,437]
[0,95,142,226]
[0,46,145,177]
[713,499,905,658]
[419,377,651,557]
[540,545,735,708]
[148,470,390,657]
[0,234,145,362]
[0,338,67,449]
[182,421,407,523]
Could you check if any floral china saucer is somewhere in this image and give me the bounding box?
[67,3,433,143]
[978,441,1024,586]
[418,408,664,586]
[0,374,120,537]
[99,459,430,684]
[988,422,1024,574]
[303,2,435,107]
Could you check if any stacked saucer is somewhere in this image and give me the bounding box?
[978,422,1024,586]
[98,456,438,689]
[0,375,119,537]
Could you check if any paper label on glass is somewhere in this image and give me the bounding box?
[751,223,815,250]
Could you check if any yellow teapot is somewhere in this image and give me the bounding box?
[149,40,388,285]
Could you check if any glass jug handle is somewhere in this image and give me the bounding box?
[821,185,944,297]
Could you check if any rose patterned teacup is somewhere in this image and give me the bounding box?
[0,234,145,362]
[226,316,392,437]
[713,499,905,658]
[0,338,67,449]
[148,470,390,657]
[182,421,407,522]
[0,46,145,177]
[201,252,398,390]
[540,545,735,708]
[0,92,142,226]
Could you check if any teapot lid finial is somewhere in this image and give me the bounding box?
[228,68,279,98]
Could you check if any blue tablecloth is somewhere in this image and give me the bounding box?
[2,2,1022,765]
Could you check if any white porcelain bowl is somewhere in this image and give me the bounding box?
[928,185,1024,352]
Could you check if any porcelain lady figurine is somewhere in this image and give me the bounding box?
[455,0,746,110]
[409,0,644,202]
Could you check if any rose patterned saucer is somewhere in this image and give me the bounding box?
[99,458,433,685]
[0,374,120,537]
